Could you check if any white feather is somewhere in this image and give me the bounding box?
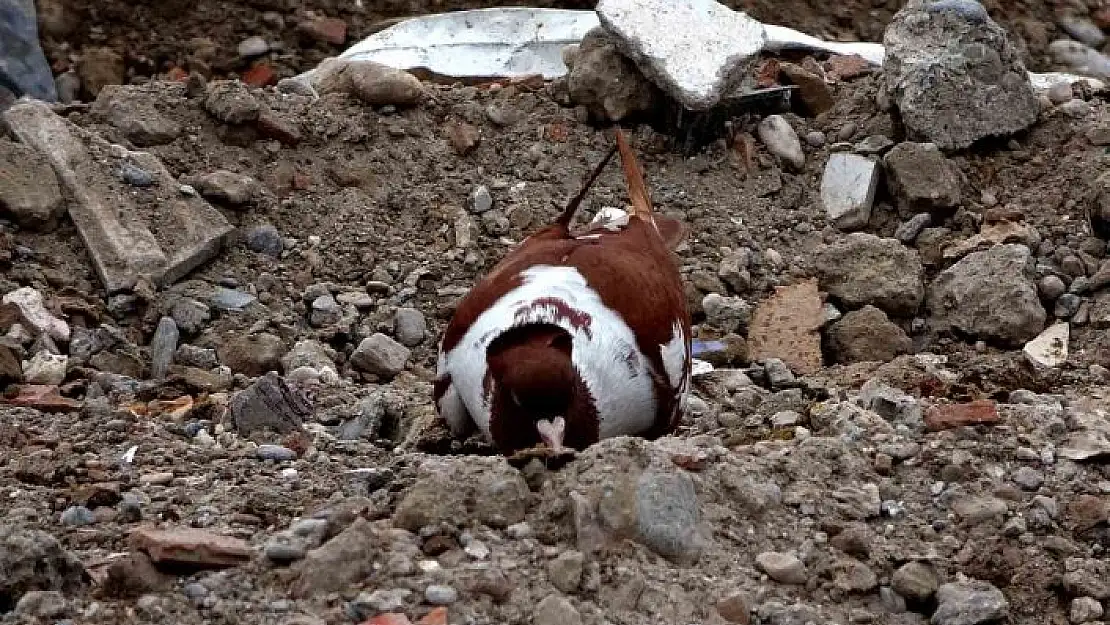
[438,264,658,441]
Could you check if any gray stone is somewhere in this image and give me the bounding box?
[290,518,380,597]
[337,393,386,441]
[565,28,659,121]
[467,185,493,213]
[1039,275,1067,300]
[22,351,66,385]
[755,551,808,584]
[264,538,306,564]
[59,506,94,526]
[932,580,1009,625]
[634,470,702,563]
[424,584,458,605]
[1049,39,1110,80]
[310,58,425,106]
[1012,466,1044,490]
[820,153,879,230]
[883,142,961,214]
[188,170,259,207]
[896,213,933,243]
[1069,596,1104,624]
[859,379,925,432]
[0,138,64,230]
[218,332,286,376]
[702,293,751,334]
[257,445,297,461]
[281,340,335,373]
[2,100,233,293]
[245,224,283,258]
[596,0,766,111]
[816,233,925,316]
[1060,16,1106,48]
[351,333,411,378]
[149,316,179,379]
[531,594,583,625]
[90,85,182,146]
[203,80,261,124]
[229,372,311,436]
[883,0,1040,150]
[393,461,529,530]
[0,526,87,611]
[827,305,913,364]
[892,561,939,602]
[547,550,585,593]
[309,294,341,328]
[926,244,1046,345]
[119,162,154,187]
[393,307,427,347]
[238,36,270,58]
[13,590,67,619]
[757,114,805,171]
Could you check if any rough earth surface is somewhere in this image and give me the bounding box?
[6,1,1110,625]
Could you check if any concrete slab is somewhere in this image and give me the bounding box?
[3,100,233,293]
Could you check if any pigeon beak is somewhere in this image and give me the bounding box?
[536,417,566,452]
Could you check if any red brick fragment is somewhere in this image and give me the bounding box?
[924,400,1000,431]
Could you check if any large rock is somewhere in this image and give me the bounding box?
[826,305,913,364]
[815,233,925,317]
[0,0,57,103]
[596,0,766,111]
[931,580,1009,625]
[926,244,1046,345]
[0,526,87,612]
[90,85,182,147]
[883,0,1039,151]
[883,141,961,215]
[0,137,63,230]
[393,457,530,530]
[565,27,659,122]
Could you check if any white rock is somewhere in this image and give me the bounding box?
[2,287,70,342]
[757,115,805,171]
[596,0,766,111]
[1023,322,1069,369]
[22,351,67,385]
[820,153,880,231]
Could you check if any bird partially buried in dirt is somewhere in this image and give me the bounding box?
[433,128,692,458]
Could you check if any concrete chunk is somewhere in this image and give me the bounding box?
[2,100,233,294]
[596,0,767,111]
[820,153,879,231]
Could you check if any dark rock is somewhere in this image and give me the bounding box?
[0,526,87,613]
[827,305,913,364]
[229,372,311,436]
[218,332,287,376]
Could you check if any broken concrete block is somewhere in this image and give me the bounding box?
[596,0,767,111]
[820,153,879,231]
[2,100,234,294]
[1023,322,1069,369]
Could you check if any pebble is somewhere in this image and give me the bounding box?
[533,593,583,625]
[246,224,284,258]
[1039,275,1067,300]
[895,213,932,243]
[238,36,270,58]
[351,333,411,378]
[1012,466,1044,490]
[932,580,1009,625]
[310,294,342,327]
[755,551,807,584]
[547,550,585,592]
[1070,596,1104,623]
[393,307,427,347]
[257,445,298,462]
[820,152,879,231]
[265,539,307,563]
[210,287,257,311]
[757,115,805,171]
[892,561,938,602]
[118,162,154,187]
[149,316,179,379]
[14,590,68,619]
[60,505,95,526]
[23,351,67,385]
[424,584,458,605]
[467,185,493,213]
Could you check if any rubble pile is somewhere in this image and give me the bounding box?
[4,0,1110,624]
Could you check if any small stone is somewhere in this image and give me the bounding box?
[1012,466,1044,490]
[702,293,751,334]
[3,287,70,341]
[424,584,457,605]
[755,551,807,584]
[533,593,583,625]
[230,372,311,435]
[189,170,259,207]
[130,526,253,568]
[780,61,834,114]
[310,294,342,328]
[716,592,752,624]
[883,142,961,214]
[1059,16,1106,48]
[932,580,1009,625]
[204,80,261,124]
[172,299,211,334]
[1047,82,1074,105]
[547,550,585,593]
[826,305,913,364]
[892,561,938,602]
[246,224,283,258]
[313,58,424,106]
[1022,322,1069,368]
[467,186,493,213]
[1039,275,1067,300]
[0,138,64,229]
[257,445,298,461]
[298,17,348,45]
[757,115,805,171]
[896,213,932,243]
[14,590,68,619]
[0,527,87,607]
[210,287,256,311]
[60,505,95,526]
[238,36,270,58]
[394,307,427,347]
[816,233,925,316]
[119,162,154,187]
[218,333,287,376]
[565,28,658,122]
[595,0,766,110]
[149,317,179,380]
[1070,596,1104,623]
[445,122,480,155]
[23,351,67,385]
[351,333,411,378]
[77,46,125,97]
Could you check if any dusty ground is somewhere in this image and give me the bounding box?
[4,1,1110,625]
